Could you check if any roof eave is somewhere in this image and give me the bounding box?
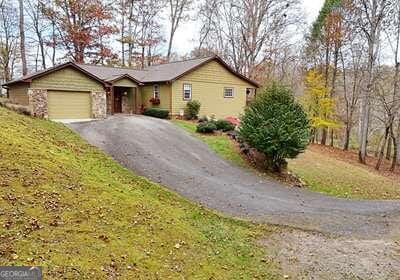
[108,74,144,86]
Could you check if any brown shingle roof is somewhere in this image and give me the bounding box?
[3,56,259,87]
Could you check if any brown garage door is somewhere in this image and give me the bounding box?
[48,90,91,119]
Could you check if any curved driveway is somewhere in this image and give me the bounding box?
[70,115,400,238]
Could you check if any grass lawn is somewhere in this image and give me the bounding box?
[0,107,280,279]
[288,147,400,200]
[172,120,400,200]
[173,119,248,167]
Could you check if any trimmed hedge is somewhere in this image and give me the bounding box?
[215,119,235,132]
[196,122,217,133]
[143,108,170,119]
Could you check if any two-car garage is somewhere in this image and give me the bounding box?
[47,90,92,119]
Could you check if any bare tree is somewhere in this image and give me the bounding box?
[385,1,400,171]
[374,69,397,170]
[25,0,48,70]
[0,0,18,82]
[118,0,128,66]
[18,0,27,75]
[130,0,165,68]
[198,0,303,80]
[167,0,192,61]
[356,0,389,164]
[340,43,363,150]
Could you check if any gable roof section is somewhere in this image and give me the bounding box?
[3,62,106,87]
[103,74,143,85]
[3,56,260,88]
[139,56,213,83]
[167,56,260,87]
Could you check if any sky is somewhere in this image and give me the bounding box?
[169,0,325,55]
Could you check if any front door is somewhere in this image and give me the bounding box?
[114,91,122,113]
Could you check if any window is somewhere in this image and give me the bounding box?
[183,83,192,100]
[153,84,160,99]
[224,87,234,98]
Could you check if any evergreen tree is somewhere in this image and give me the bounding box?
[239,83,310,172]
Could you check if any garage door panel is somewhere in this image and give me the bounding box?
[48,91,91,119]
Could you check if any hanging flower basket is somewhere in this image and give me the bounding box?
[150,97,160,105]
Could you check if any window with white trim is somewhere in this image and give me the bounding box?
[183,83,192,100]
[224,87,234,98]
[153,84,160,99]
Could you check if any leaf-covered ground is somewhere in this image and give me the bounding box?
[0,107,279,279]
[289,146,400,199]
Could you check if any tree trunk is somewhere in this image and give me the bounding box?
[39,36,46,69]
[390,119,400,171]
[359,0,384,164]
[19,0,27,75]
[386,138,392,160]
[52,20,56,66]
[321,128,328,145]
[121,0,125,66]
[376,127,390,170]
[343,125,351,151]
[359,51,374,164]
[167,27,175,62]
[321,43,330,146]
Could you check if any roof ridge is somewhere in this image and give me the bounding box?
[74,55,215,70]
[146,56,216,67]
[75,62,146,71]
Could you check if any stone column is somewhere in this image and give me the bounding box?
[91,91,107,119]
[122,94,130,114]
[27,89,48,118]
[106,90,112,114]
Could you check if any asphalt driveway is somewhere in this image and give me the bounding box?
[70,115,400,238]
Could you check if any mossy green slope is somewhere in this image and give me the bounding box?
[0,107,278,279]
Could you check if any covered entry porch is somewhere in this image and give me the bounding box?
[106,75,143,115]
[112,86,138,114]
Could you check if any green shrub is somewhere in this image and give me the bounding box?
[184,100,201,120]
[196,122,217,133]
[239,83,310,172]
[215,119,235,132]
[143,108,170,119]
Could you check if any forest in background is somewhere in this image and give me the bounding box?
[0,0,399,172]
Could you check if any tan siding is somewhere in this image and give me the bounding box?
[171,61,256,118]
[141,83,171,111]
[8,83,29,105]
[136,87,142,112]
[113,78,138,87]
[48,90,91,119]
[31,66,103,92]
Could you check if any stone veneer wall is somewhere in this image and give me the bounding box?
[106,91,112,114]
[91,91,107,119]
[122,95,131,114]
[27,89,48,118]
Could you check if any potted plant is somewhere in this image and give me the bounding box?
[149,97,160,105]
